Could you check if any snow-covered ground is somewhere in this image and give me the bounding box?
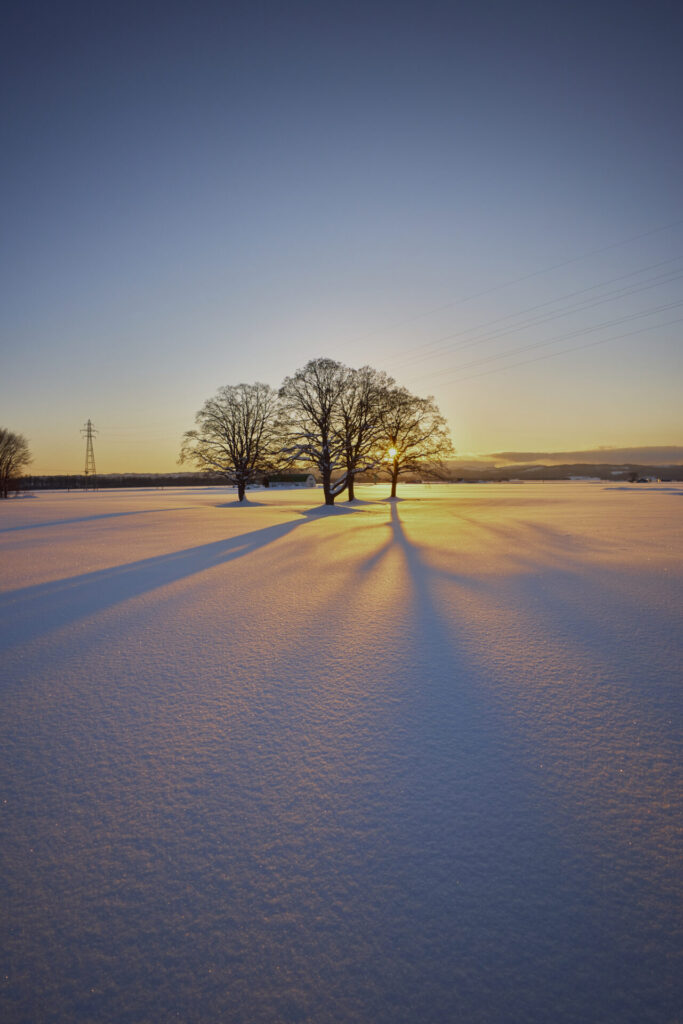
[1,483,681,1023]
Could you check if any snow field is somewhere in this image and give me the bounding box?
[1,483,681,1023]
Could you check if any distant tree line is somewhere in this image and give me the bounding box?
[18,471,316,492]
[180,357,454,504]
[18,473,227,491]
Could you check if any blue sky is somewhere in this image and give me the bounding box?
[2,0,682,473]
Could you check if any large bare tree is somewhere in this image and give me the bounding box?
[278,358,352,506]
[179,383,281,502]
[377,386,454,497]
[336,366,394,500]
[0,428,32,499]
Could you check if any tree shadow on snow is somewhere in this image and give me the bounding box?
[357,503,479,587]
[302,503,360,516]
[0,507,194,534]
[0,517,313,649]
[217,499,269,508]
[346,503,681,1022]
[449,511,615,574]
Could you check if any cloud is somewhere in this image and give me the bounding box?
[485,446,683,466]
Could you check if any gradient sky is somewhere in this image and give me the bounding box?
[2,0,682,474]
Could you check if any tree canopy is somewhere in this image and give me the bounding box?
[179,383,281,501]
[181,359,454,503]
[336,365,394,500]
[377,386,454,497]
[278,358,352,505]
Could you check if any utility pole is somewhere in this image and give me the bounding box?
[81,419,98,488]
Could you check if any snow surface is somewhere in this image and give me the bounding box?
[1,483,681,1024]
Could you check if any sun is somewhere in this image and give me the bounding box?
[388,447,398,460]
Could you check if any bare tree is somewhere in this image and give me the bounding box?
[179,383,281,502]
[0,428,32,499]
[278,358,352,505]
[377,387,454,497]
[336,366,394,500]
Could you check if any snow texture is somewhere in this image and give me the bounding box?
[1,483,681,1023]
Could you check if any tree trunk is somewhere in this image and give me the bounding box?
[391,462,399,498]
[237,480,246,502]
[347,472,355,501]
[322,467,334,505]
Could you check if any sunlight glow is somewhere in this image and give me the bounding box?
[388,447,398,460]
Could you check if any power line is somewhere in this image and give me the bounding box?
[443,314,683,384]
[430,299,683,381]
[395,262,683,366]
[394,255,683,367]
[347,216,683,347]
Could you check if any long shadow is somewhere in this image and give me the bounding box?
[368,505,681,1021]
[0,517,311,650]
[357,506,482,589]
[448,511,615,577]
[0,508,194,534]
[355,506,577,1002]
[302,503,365,516]
[383,501,484,641]
[393,506,681,700]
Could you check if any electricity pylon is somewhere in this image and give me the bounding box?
[81,419,98,486]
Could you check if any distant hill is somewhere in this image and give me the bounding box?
[443,461,683,482]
